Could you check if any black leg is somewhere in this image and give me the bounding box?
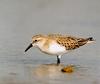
[57,56,60,65]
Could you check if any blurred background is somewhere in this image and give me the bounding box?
[0,0,100,84]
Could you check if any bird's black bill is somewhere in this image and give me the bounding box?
[25,43,32,52]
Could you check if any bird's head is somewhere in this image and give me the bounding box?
[25,34,46,52]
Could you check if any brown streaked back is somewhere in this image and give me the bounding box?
[47,34,90,50]
[56,36,80,50]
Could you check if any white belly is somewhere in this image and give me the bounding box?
[47,42,67,55]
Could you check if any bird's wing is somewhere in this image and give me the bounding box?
[55,36,80,50]
[48,34,88,50]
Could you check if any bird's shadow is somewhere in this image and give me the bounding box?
[27,63,88,78]
[26,63,63,78]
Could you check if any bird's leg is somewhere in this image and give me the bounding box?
[57,55,61,65]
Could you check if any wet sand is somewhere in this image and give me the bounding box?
[0,0,100,84]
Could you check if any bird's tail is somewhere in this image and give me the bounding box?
[78,37,95,46]
[86,37,95,43]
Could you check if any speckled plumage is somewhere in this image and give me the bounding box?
[25,34,94,64]
[48,34,88,50]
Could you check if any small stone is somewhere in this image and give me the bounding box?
[61,65,74,73]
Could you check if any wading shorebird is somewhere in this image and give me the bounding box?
[25,34,94,64]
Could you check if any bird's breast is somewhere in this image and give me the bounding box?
[37,40,67,55]
[46,42,67,55]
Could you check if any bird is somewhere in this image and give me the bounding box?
[25,34,94,65]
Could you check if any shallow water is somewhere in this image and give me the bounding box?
[0,0,100,84]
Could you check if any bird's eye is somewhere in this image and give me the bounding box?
[34,40,37,42]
